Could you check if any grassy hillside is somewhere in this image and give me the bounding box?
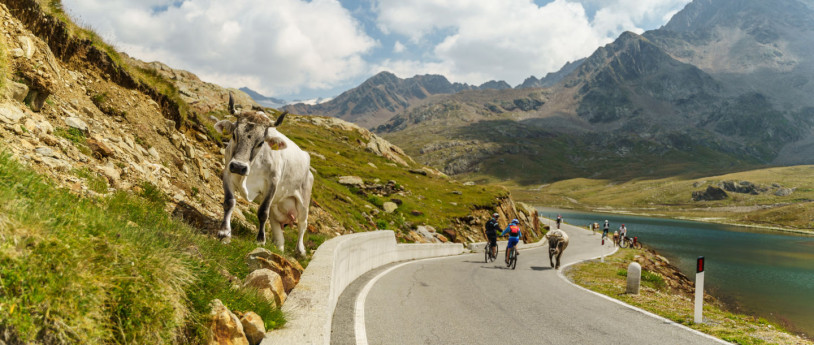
[508,165,814,231]
[0,150,284,343]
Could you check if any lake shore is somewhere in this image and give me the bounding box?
[565,248,813,344]
[542,204,814,236]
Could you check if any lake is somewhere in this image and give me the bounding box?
[537,207,814,337]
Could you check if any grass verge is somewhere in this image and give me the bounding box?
[0,150,284,344]
[564,249,811,345]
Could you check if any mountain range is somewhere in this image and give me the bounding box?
[279,0,814,183]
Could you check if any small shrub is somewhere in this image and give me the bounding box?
[139,181,166,206]
[368,195,384,208]
[616,269,627,277]
[376,219,388,229]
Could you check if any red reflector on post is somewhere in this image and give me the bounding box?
[697,256,705,273]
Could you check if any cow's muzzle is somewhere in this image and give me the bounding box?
[229,161,249,175]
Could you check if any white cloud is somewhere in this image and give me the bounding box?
[393,41,405,53]
[372,0,690,86]
[62,0,376,96]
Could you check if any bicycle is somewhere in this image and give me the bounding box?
[620,236,642,249]
[506,246,518,269]
[484,241,498,263]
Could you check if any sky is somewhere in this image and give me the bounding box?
[61,0,691,102]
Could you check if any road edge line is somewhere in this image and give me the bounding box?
[354,255,462,345]
[556,250,732,345]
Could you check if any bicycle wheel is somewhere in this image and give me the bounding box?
[633,241,643,249]
[619,237,629,248]
[511,249,518,270]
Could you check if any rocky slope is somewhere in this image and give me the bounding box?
[0,0,539,248]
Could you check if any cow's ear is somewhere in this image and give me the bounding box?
[265,137,288,150]
[214,120,235,134]
[265,128,288,150]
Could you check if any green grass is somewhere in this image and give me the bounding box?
[71,167,109,193]
[566,250,811,345]
[508,165,814,231]
[282,116,520,239]
[0,150,284,343]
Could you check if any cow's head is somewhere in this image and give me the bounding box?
[215,94,288,176]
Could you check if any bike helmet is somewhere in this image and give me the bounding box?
[492,212,499,218]
[511,219,519,224]
[622,224,625,226]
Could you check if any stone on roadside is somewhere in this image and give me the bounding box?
[382,201,398,213]
[246,248,304,293]
[243,269,287,308]
[209,299,249,345]
[240,312,266,345]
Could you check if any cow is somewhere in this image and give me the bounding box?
[546,229,569,269]
[214,94,314,255]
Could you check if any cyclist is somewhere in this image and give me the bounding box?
[484,213,500,258]
[602,220,610,239]
[501,219,522,265]
[619,224,628,244]
[556,214,563,229]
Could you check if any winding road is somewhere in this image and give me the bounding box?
[331,221,727,345]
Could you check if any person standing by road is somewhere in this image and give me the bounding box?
[556,214,563,229]
[484,213,501,258]
[501,219,522,265]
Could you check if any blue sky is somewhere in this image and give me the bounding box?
[61,0,690,103]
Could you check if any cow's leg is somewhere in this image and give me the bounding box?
[256,194,275,245]
[219,174,236,242]
[294,172,314,256]
[270,220,285,252]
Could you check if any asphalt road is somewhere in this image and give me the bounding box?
[332,222,725,345]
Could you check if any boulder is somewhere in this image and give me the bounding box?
[246,248,304,293]
[692,186,728,201]
[382,201,398,213]
[442,228,457,242]
[408,169,427,176]
[86,138,114,158]
[208,299,249,345]
[5,80,29,102]
[0,104,26,124]
[243,269,287,308]
[774,187,793,197]
[416,225,439,243]
[239,312,266,345]
[337,175,364,186]
[65,117,88,132]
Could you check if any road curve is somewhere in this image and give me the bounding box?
[332,221,726,345]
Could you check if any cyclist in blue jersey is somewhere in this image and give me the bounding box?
[501,219,522,265]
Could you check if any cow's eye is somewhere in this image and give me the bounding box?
[256,142,263,148]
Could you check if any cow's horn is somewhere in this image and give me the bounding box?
[228,92,236,115]
[274,111,288,127]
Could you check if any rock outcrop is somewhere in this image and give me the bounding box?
[243,269,287,308]
[692,186,728,201]
[209,299,250,345]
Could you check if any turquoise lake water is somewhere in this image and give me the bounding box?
[537,207,814,337]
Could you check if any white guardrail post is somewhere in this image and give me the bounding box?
[694,256,705,324]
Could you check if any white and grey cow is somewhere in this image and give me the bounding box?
[214,95,314,255]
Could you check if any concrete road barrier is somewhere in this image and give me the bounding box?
[263,230,463,345]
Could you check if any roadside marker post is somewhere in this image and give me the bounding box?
[694,256,705,324]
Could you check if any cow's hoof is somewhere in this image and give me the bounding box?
[220,237,231,244]
[217,229,231,239]
[256,238,266,246]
